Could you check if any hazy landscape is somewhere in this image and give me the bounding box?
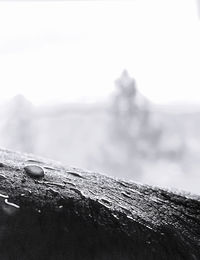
[1,71,200,194]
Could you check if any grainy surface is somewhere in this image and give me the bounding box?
[0,148,200,260]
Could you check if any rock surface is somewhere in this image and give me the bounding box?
[0,148,200,259]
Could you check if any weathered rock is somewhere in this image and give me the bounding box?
[0,148,199,260]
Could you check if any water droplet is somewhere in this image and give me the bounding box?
[121,192,131,199]
[66,171,84,178]
[44,166,56,171]
[98,199,111,209]
[127,215,134,220]
[2,199,20,215]
[47,188,59,196]
[63,181,76,187]
[112,213,120,220]
[100,198,111,205]
[4,199,20,209]
[26,159,43,164]
[44,181,65,188]
[0,193,9,199]
[24,165,44,178]
[55,205,64,213]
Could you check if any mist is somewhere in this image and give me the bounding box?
[0,1,200,195]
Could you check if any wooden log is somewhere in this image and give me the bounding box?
[0,148,199,260]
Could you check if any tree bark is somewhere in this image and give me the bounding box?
[0,148,199,260]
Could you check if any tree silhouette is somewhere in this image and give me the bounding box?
[112,70,162,158]
[101,70,163,179]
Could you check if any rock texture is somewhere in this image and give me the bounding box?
[0,148,200,260]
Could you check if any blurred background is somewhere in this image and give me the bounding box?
[0,0,200,194]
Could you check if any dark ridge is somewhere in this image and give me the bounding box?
[0,148,199,259]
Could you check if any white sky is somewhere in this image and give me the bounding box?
[0,0,200,105]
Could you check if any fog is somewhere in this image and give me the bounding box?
[1,70,200,195]
[0,1,200,195]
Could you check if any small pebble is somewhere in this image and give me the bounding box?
[24,165,44,178]
[0,163,5,167]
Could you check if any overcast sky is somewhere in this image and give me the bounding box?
[0,0,200,105]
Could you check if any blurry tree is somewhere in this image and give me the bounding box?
[99,70,187,180]
[1,95,35,153]
[101,70,163,179]
[112,70,162,158]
